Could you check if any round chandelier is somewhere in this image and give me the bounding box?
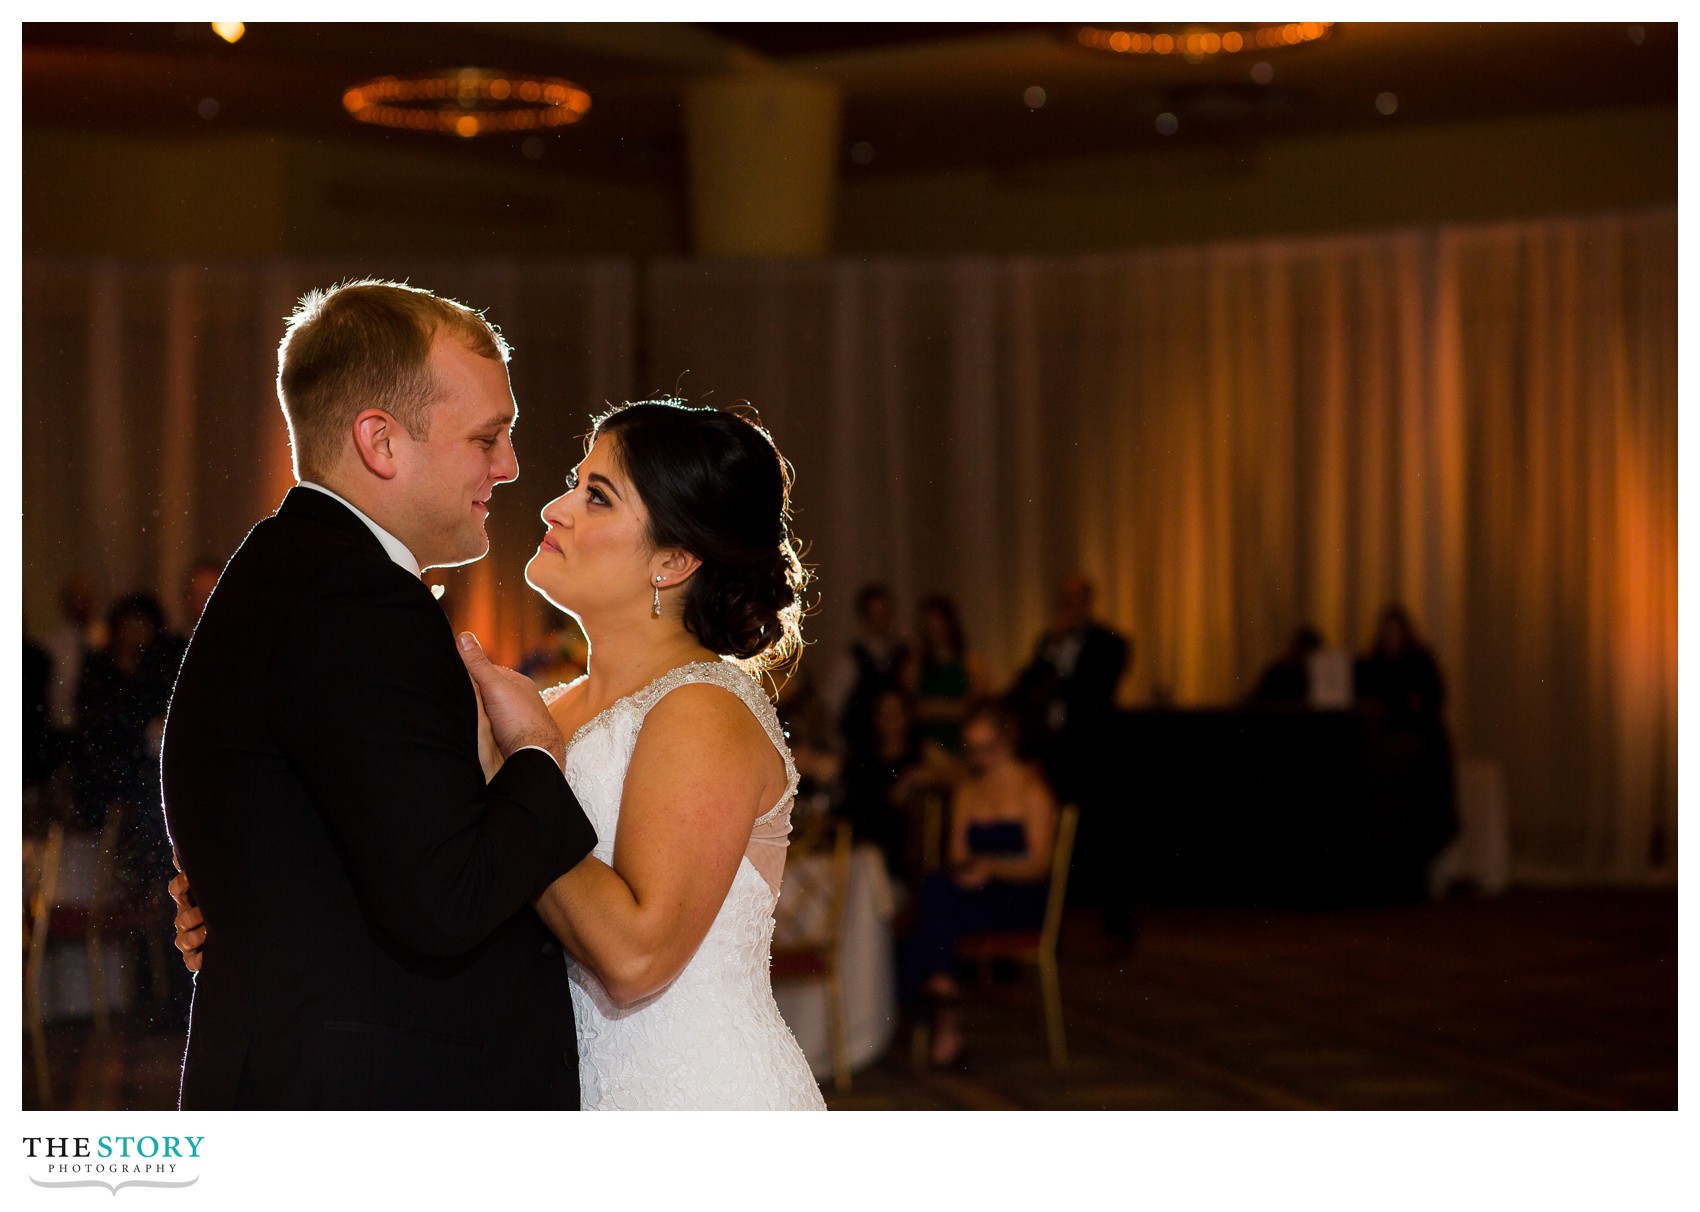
[1078,22,1334,58]
[342,68,591,139]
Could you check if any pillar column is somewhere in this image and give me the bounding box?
[682,72,841,258]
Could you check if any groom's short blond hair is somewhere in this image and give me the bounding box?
[277,279,511,481]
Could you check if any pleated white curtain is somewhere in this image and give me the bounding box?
[645,209,1676,882]
[21,207,1675,880]
[22,259,636,665]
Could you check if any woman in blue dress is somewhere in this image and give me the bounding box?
[910,698,1058,1066]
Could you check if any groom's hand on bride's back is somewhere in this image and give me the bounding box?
[456,631,566,770]
[168,864,207,974]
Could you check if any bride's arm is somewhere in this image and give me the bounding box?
[533,684,781,1007]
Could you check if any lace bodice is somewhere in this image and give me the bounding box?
[543,659,826,1110]
[551,660,799,900]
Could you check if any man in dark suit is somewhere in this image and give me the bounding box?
[1008,573,1133,945]
[162,280,597,1109]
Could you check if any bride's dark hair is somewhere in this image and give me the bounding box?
[591,399,809,672]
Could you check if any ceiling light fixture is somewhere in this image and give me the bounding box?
[211,22,245,44]
[343,68,591,139]
[1078,22,1334,58]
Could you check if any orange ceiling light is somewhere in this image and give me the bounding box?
[1078,22,1334,58]
[343,68,591,138]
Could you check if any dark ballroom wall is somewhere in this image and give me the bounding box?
[23,101,1675,259]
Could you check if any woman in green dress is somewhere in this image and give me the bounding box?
[906,595,984,755]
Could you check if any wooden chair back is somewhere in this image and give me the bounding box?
[1041,806,1081,953]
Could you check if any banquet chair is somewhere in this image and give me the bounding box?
[24,824,65,1107]
[770,818,854,1091]
[956,804,1080,1067]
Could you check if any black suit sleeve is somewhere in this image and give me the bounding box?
[268,553,596,958]
[1069,630,1129,714]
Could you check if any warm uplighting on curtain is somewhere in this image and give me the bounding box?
[644,210,1676,883]
[20,209,1674,881]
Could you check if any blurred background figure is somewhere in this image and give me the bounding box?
[1355,603,1460,901]
[517,604,590,688]
[837,686,957,885]
[1008,573,1132,947]
[905,594,984,755]
[825,582,910,765]
[70,591,188,1024]
[1249,625,1325,705]
[179,558,221,635]
[907,699,1057,1067]
[1356,604,1448,728]
[1009,573,1130,798]
[157,557,225,676]
[774,665,847,836]
[72,593,175,830]
[44,574,101,744]
[23,638,55,830]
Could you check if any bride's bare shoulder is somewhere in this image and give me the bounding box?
[635,680,785,790]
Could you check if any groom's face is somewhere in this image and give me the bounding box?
[390,332,519,569]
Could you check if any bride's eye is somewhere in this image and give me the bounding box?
[564,468,579,491]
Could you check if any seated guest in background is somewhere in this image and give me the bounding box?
[73,593,178,829]
[44,573,101,749]
[1249,625,1324,705]
[909,699,1057,1067]
[775,667,845,814]
[74,591,187,1022]
[824,582,910,762]
[839,687,949,883]
[1354,602,1459,900]
[905,594,984,754]
[157,557,226,679]
[1008,572,1131,945]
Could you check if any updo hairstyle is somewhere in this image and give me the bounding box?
[592,399,808,671]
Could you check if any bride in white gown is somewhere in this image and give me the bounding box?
[484,399,825,1110]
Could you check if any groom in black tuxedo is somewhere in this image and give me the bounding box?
[162,280,597,1109]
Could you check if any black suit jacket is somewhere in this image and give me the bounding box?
[1012,623,1130,734]
[161,487,597,1109]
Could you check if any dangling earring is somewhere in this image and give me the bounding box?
[652,575,663,618]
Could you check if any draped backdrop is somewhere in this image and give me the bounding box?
[21,208,1675,882]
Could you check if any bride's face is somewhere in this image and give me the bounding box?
[525,436,654,622]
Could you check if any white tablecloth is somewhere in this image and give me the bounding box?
[1430,758,1511,896]
[771,844,898,1079]
[31,830,137,1022]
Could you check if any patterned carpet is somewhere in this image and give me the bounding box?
[24,888,1675,1111]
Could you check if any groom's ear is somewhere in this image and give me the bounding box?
[351,409,400,480]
